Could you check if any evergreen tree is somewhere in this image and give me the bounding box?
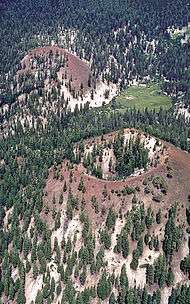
[97,272,111,300]
[106,208,116,230]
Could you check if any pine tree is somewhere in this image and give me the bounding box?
[106,208,116,230]
[62,279,76,303]
[137,237,143,256]
[9,280,15,300]
[16,286,26,304]
[145,207,154,229]
[166,268,174,286]
[97,272,111,300]
[146,264,154,285]
[33,263,38,279]
[131,247,141,271]
[121,232,129,258]
[43,282,50,299]
[50,277,55,298]
[119,264,129,302]
[35,290,43,304]
[100,229,111,249]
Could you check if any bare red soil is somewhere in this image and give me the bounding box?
[18,45,92,91]
[43,130,190,232]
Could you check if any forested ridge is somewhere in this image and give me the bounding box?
[1,104,190,303]
[1,1,190,303]
[0,0,190,116]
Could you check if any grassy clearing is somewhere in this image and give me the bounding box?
[114,83,172,112]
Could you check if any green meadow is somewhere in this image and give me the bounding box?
[114,83,172,112]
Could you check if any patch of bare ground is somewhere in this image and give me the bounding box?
[19,46,92,92]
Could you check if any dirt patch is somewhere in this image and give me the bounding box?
[19,45,92,92]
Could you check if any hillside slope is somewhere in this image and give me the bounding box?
[2,129,189,304]
[1,46,117,137]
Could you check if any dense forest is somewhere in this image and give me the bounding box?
[0,0,190,117]
[0,0,190,303]
[74,130,163,180]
